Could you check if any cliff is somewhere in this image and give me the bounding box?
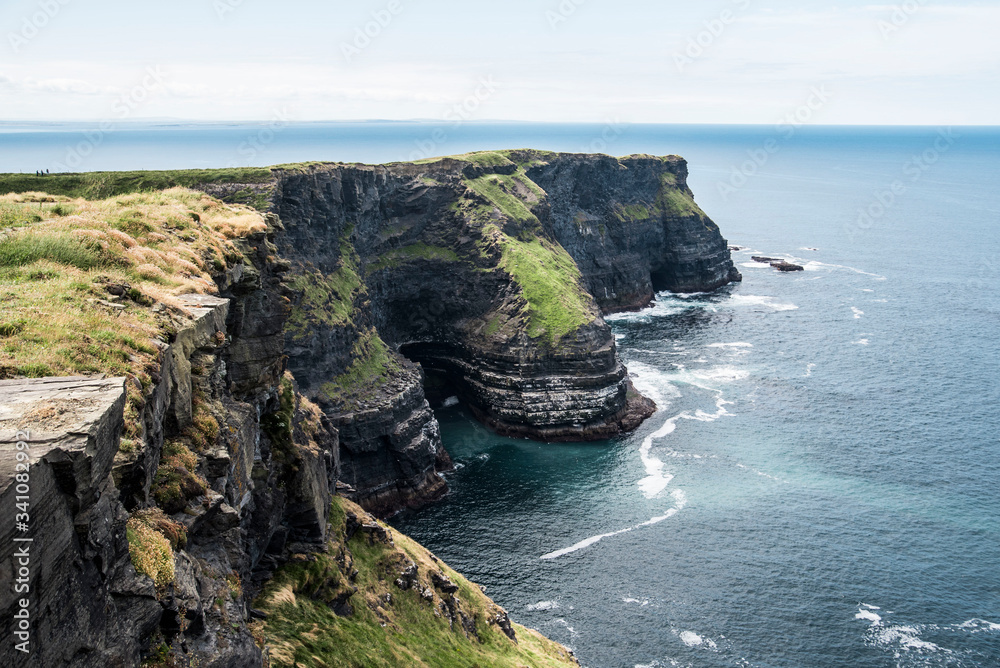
[0,151,738,667]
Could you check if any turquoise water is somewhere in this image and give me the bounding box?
[4,122,998,666]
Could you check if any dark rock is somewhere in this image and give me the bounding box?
[752,256,784,263]
[431,570,460,594]
[771,261,805,272]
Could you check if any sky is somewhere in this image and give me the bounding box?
[0,0,997,125]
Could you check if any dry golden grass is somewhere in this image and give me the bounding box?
[126,516,176,588]
[0,188,266,382]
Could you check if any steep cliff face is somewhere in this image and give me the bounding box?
[267,150,736,450]
[523,151,742,311]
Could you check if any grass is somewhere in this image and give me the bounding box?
[285,255,362,341]
[656,177,700,217]
[260,374,298,474]
[319,328,403,410]
[0,189,264,382]
[367,242,461,271]
[256,497,579,668]
[126,514,177,588]
[412,150,515,169]
[489,228,596,344]
[463,168,545,226]
[617,203,653,221]
[0,168,275,209]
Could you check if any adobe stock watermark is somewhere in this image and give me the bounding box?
[845,127,958,242]
[11,429,33,655]
[51,66,168,172]
[717,85,832,201]
[674,0,752,72]
[546,0,587,30]
[7,0,72,53]
[213,0,247,20]
[878,0,928,40]
[967,254,998,292]
[225,108,292,167]
[341,0,404,62]
[407,76,500,162]
[581,118,629,155]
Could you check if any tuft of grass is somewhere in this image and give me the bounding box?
[0,230,102,270]
[617,203,653,221]
[261,374,297,472]
[126,516,176,588]
[152,439,208,513]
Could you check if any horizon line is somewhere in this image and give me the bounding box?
[1,119,998,129]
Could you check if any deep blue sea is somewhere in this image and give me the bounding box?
[4,122,998,667]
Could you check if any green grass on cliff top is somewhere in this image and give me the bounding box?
[256,497,579,668]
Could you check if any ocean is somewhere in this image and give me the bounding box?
[4,122,998,667]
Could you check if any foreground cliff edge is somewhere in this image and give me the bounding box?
[0,151,739,666]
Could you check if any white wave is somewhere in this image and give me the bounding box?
[861,604,882,610]
[798,260,887,280]
[735,463,785,483]
[729,294,799,311]
[856,608,883,624]
[638,415,678,498]
[553,618,578,636]
[677,630,717,649]
[958,618,1000,632]
[540,490,687,560]
[851,307,864,319]
[627,360,682,406]
[691,366,749,384]
[740,262,769,269]
[799,247,819,251]
[526,600,560,611]
[853,339,870,346]
[706,342,754,349]
[442,396,459,408]
[862,289,875,293]
[872,625,948,654]
[605,299,690,323]
[623,597,651,607]
[805,363,816,377]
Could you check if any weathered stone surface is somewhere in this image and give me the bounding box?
[529,153,742,310]
[0,377,161,668]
